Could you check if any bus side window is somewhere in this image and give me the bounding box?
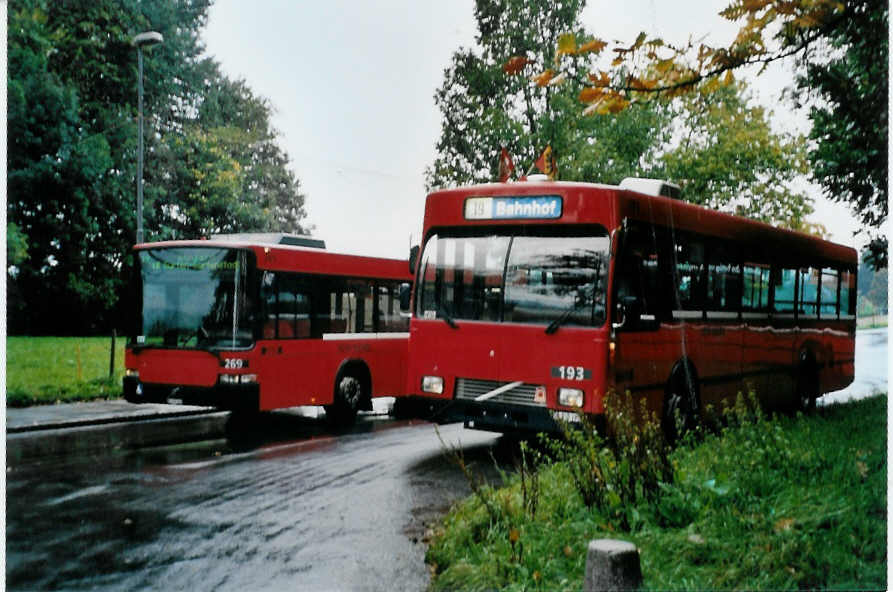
[840,269,856,317]
[346,280,374,333]
[277,274,311,338]
[772,267,797,313]
[820,268,839,318]
[706,243,741,314]
[671,235,705,316]
[377,282,410,332]
[798,267,820,317]
[742,263,770,312]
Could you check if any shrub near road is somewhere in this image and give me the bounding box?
[6,337,125,406]
[426,395,887,591]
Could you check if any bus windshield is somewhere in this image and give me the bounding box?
[415,228,610,328]
[136,247,256,349]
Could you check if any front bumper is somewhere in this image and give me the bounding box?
[123,376,259,413]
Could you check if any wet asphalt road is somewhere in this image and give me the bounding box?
[6,415,521,591]
[6,329,887,591]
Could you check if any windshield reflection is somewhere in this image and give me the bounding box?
[416,230,609,328]
[137,248,255,349]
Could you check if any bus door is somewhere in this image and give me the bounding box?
[258,271,321,409]
[611,225,667,417]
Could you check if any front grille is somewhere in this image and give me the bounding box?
[455,378,544,407]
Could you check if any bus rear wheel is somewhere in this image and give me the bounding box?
[663,369,699,443]
[325,374,362,427]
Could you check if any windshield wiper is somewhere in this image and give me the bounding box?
[545,286,596,335]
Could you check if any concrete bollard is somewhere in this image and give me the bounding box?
[583,539,643,592]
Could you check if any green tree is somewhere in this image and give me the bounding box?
[428,0,816,233]
[7,0,309,334]
[658,83,814,230]
[797,0,888,267]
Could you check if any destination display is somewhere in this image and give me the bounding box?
[464,195,562,220]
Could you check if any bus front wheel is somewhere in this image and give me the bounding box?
[325,374,362,427]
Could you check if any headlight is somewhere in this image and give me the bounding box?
[125,368,139,378]
[219,374,239,385]
[422,375,444,394]
[558,387,584,408]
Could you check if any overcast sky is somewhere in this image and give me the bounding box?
[203,0,863,260]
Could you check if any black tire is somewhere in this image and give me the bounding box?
[795,352,819,414]
[325,373,363,426]
[662,368,700,443]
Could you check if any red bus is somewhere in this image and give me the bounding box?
[124,234,413,425]
[405,178,856,436]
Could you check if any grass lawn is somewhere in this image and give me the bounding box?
[6,336,126,406]
[426,395,887,591]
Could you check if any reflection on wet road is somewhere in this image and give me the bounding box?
[820,328,888,406]
[6,415,515,591]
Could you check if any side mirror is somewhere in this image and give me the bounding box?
[409,245,419,274]
[398,282,412,312]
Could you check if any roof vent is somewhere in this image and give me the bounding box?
[210,233,326,249]
[619,177,681,199]
[525,174,550,182]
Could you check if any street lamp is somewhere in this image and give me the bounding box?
[132,31,163,244]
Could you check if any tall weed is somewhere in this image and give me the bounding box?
[545,390,674,529]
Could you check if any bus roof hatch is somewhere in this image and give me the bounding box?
[619,177,681,199]
[210,233,326,249]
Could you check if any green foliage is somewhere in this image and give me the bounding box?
[857,250,888,316]
[427,395,887,591]
[658,83,815,231]
[425,0,668,189]
[427,0,820,235]
[6,336,126,406]
[7,0,308,334]
[545,391,673,529]
[6,223,29,267]
[797,0,888,268]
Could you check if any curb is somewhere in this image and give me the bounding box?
[7,411,231,464]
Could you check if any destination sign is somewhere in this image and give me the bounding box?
[464,195,562,220]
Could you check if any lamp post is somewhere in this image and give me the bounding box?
[132,31,163,244]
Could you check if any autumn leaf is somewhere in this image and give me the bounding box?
[503,55,530,75]
[509,528,520,544]
[578,38,608,55]
[579,87,606,103]
[588,71,611,87]
[532,69,556,87]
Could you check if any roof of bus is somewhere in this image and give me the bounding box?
[133,239,413,280]
[424,180,857,266]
